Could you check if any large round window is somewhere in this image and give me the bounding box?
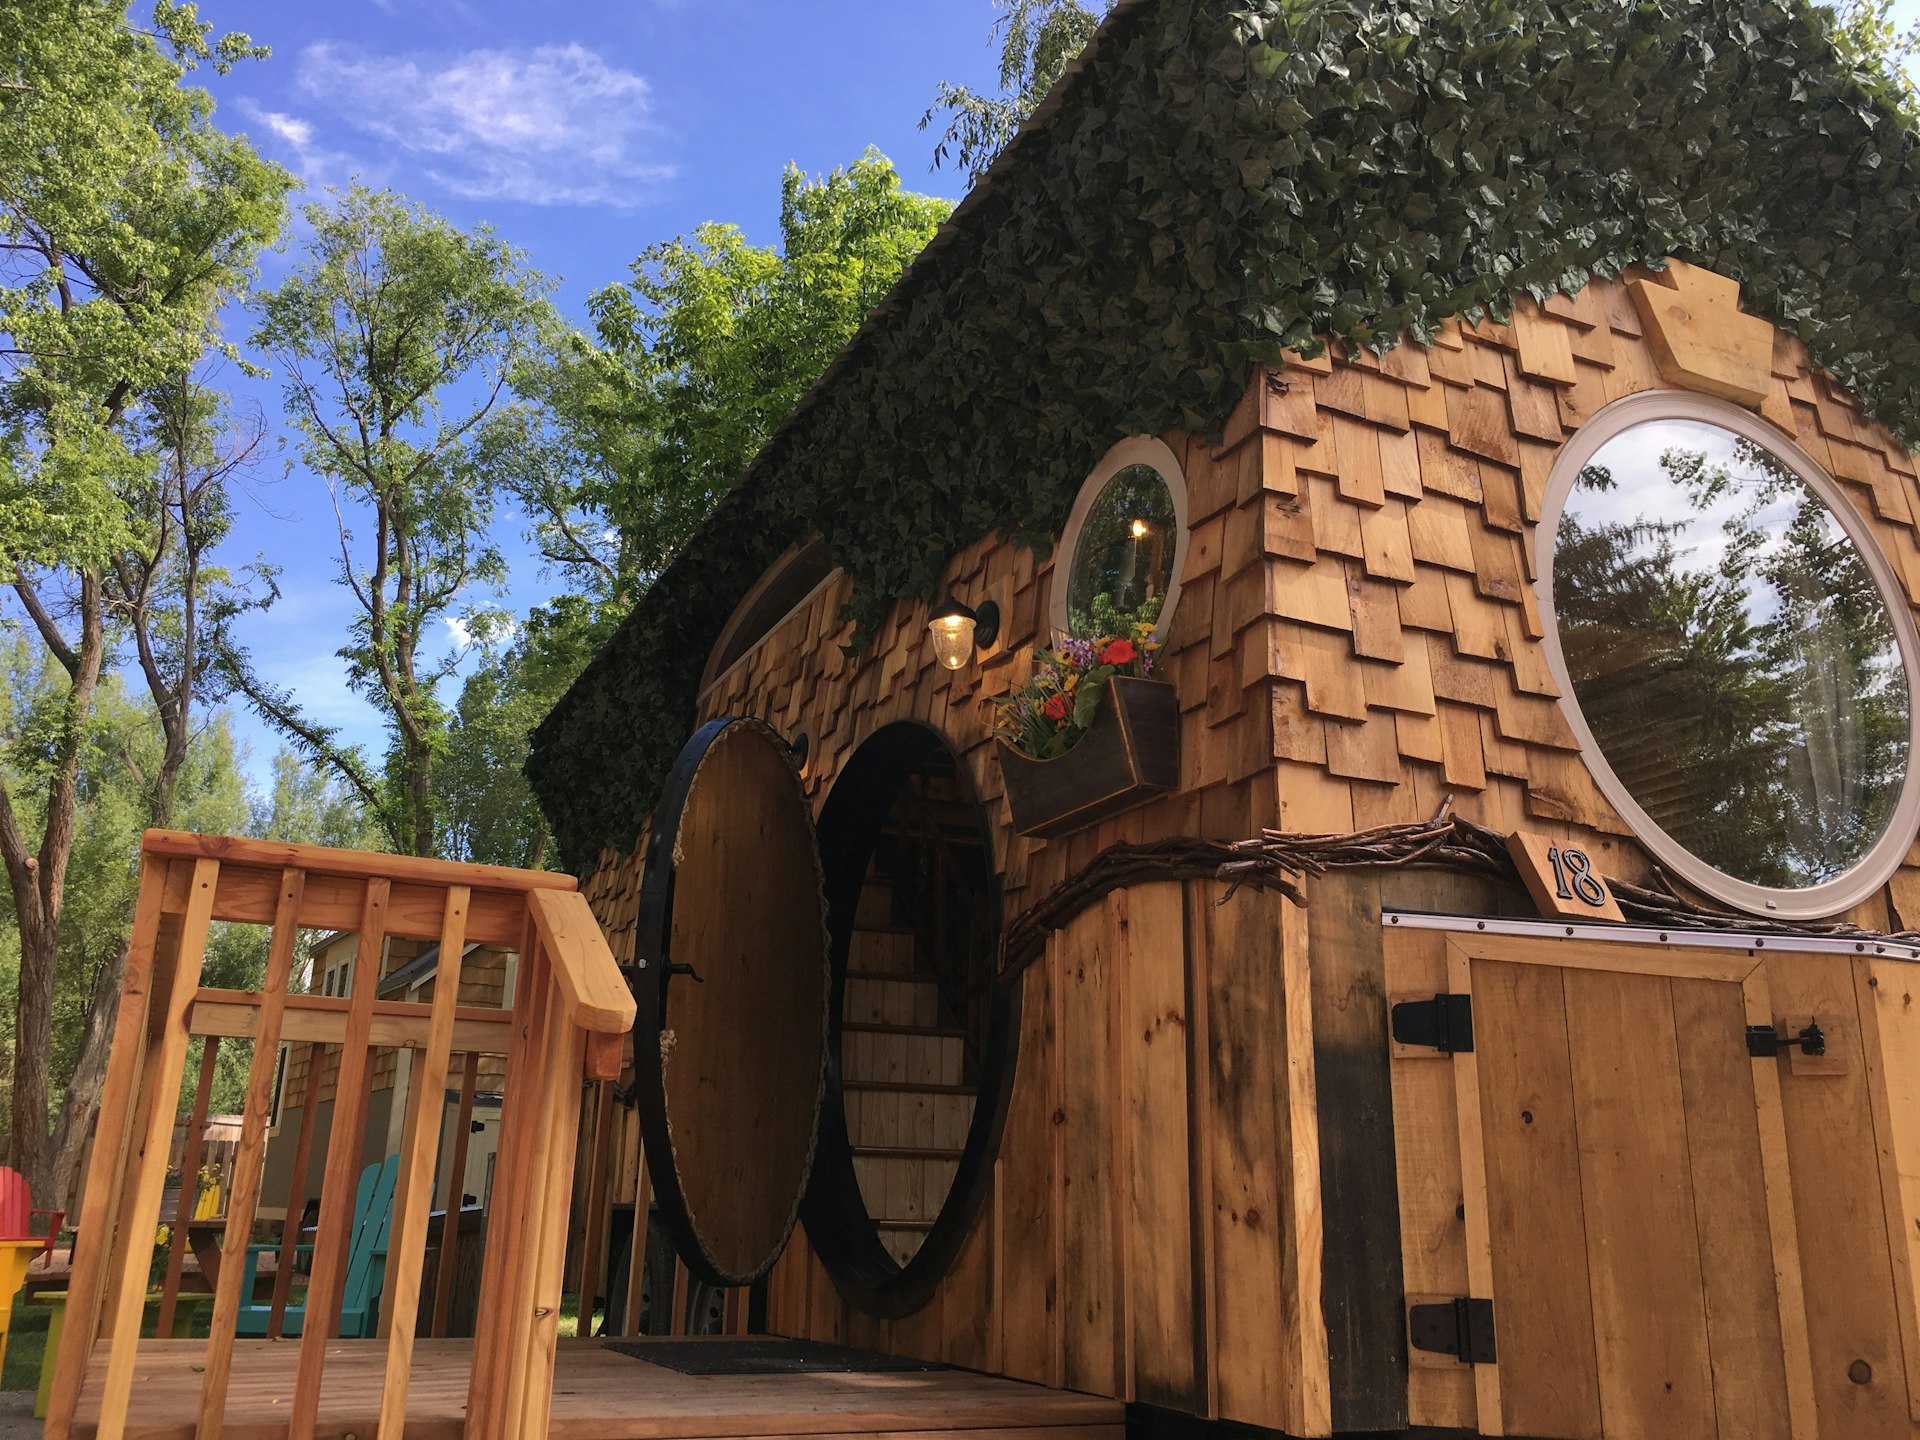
[1050,436,1190,640]
[1540,393,1920,918]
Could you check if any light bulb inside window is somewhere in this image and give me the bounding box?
[1130,518,1149,539]
[929,611,976,670]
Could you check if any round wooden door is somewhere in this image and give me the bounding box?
[633,716,830,1286]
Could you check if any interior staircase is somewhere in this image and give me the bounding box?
[839,779,986,1267]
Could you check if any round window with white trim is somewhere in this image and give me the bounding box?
[1538,393,1920,918]
[1050,436,1191,641]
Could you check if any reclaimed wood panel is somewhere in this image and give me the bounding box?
[1561,968,1717,1440]
[1765,952,1914,1438]
[1472,958,1604,1439]
[1670,976,1793,1440]
[1122,882,1201,1413]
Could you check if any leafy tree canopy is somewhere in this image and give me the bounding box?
[239,186,554,858]
[503,150,952,616]
[923,0,1114,180]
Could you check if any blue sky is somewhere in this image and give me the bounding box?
[205,1,1004,785]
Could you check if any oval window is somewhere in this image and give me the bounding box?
[1540,394,1920,917]
[1050,437,1190,640]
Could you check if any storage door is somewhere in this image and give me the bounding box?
[1387,926,1821,1440]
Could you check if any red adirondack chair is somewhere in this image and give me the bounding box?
[0,1167,64,1263]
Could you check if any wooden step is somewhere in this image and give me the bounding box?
[854,880,893,928]
[843,974,941,1028]
[842,1021,966,1039]
[841,1029,965,1086]
[843,1085,976,1152]
[848,929,917,974]
[853,1145,966,1161]
[853,1153,961,1223]
[872,1217,937,1232]
[840,1079,976,1095]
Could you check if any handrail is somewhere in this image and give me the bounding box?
[44,832,632,1440]
[529,889,637,1036]
[141,828,579,891]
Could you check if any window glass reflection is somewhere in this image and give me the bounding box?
[1066,464,1176,636]
[1556,418,1909,889]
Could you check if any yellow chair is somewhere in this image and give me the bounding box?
[0,1235,46,1375]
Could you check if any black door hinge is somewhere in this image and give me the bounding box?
[1747,1018,1825,1058]
[1392,993,1475,1053]
[1409,1297,1497,1365]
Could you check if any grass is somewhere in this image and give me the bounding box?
[2,1296,49,1392]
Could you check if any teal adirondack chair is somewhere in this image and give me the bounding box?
[237,1155,399,1337]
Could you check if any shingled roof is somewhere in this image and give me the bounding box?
[528,0,1920,872]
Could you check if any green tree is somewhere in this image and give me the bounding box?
[921,1,1111,180]
[251,747,387,852]
[509,151,950,613]
[0,638,257,1198]
[0,1,289,1194]
[241,186,554,859]
[460,155,949,869]
[437,604,598,868]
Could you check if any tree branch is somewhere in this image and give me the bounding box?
[9,570,79,674]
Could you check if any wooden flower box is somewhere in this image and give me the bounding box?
[996,676,1180,839]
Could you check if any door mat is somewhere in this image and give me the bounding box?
[604,1337,946,1375]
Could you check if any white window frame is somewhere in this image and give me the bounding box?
[1048,435,1192,643]
[1535,390,1920,919]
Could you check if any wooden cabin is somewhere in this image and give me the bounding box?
[45,1,1920,1437]
[525,2,1920,1439]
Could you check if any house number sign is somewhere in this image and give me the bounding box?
[1505,830,1626,923]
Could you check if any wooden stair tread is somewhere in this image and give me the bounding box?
[841,1021,966,1039]
[853,1145,966,1161]
[841,1079,978,1096]
[850,923,919,936]
[843,968,941,984]
[870,1217,938,1231]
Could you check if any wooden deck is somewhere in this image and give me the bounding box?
[65,1337,1127,1440]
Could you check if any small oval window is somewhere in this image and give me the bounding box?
[1541,395,1920,916]
[1051,437,1190,641]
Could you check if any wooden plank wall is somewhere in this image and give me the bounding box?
[754,880,1330,1435]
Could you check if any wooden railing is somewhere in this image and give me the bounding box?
[44,831,634,1440]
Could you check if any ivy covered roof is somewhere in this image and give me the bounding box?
[529,0,1920,873]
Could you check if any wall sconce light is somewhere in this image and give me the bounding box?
[928,595,1001,670]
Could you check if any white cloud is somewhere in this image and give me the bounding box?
[235,99,356,187]
[295,41,674,207]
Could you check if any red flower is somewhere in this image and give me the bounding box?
[1099,638,1138,666]
[1042,692,1072,722]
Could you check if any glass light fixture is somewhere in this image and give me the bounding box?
[928,596,1001,670]
[1130,518,1149,539]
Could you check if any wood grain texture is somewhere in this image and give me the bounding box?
[1383,928,1474,1431]
[62,1336,1125,1440]
[1303,872,1406,1433]
[1123,882,1202,1413]
[1197,884,1292,1430]
[1765,951,1914,1438]
[1670,976,1793,1440]
[1561,967,1717,1440]
[1857,955,1920,1424]
[1470,955,1600,1439]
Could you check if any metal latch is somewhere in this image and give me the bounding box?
[1409,1297,1497,1364]
[1392,993,1475,1053]
[1747,1018,1825,1058]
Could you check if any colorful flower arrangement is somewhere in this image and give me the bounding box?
[990,623,1161,759]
